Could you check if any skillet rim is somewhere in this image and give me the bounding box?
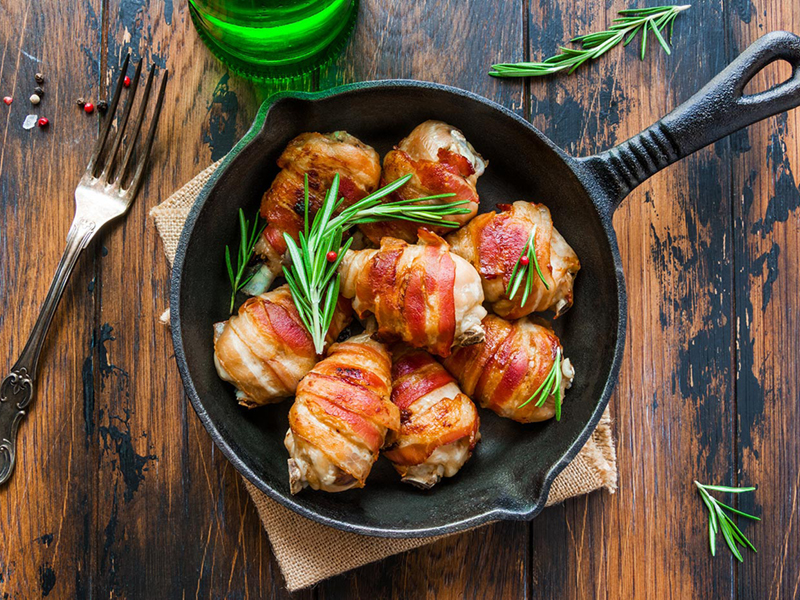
[170,79,628,538]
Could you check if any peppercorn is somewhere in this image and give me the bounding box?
[33,86,44,97]
[520,256,530,266]
[29,94,41,105]
[326,251,338,262]
[84,102,95,114]
[76,97,85,107]
[3,96,12,105]
[37,117,49,128]
[123,76,131,88]
[34,73,45,84]
[97,100,108,113]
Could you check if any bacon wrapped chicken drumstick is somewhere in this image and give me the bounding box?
[213,285,352,408]
[442,315,575,423]
[339,229,487,357]
[285,332,399,493]
[254,131,381,281]
[383,344,480,488]
[447,201,580,319]
[359,121,486,245]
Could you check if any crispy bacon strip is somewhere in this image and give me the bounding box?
[213,285,352,408]
[383,344,480,488]
[339,230,487,357]
[253,131,381,276]
[359,121,485,244]
[285,333,399,493]
[442,315,575,423]
[447,200,580,319]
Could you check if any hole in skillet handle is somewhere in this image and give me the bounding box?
[575,30,800,213]
[743,59,795,96]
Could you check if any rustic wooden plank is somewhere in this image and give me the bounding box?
[317,1,528,598]
[88,0,308,597]
[528,1,737,598]
[731,6,800,600]
[320,0,525,117]
[0,1,103,598]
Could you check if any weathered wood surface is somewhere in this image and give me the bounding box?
[0,0,798,598]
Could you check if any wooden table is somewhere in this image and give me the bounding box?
[1,0,798,597]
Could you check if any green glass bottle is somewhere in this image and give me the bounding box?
[189,0,358,81]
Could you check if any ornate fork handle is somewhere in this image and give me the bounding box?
[0,215,98,484]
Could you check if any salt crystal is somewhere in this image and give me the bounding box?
[23,114,38,130]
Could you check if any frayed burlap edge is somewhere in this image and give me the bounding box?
[152,161,618,592]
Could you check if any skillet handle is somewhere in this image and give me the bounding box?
[578,30,800,210]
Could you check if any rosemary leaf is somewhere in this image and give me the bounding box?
[280,172,470,354]
[506,224,549,304]
[702,485,757,494]
[226,208,266,313]
[517,347,563,421]
[490,5,690,78]
[695,481,758,562]
[709,519,716,556]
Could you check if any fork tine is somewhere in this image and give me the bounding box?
[124,69,168,196]
[116,65,156,186]
[100,58,144,184]
[87,53,130,177]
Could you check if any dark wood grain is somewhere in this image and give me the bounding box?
[0,0,798,598]
[732,7,800,600]
[0,1,102,598]
[528,1,740,598]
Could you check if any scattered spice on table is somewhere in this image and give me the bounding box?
[37,117,49,128]
[97,100,108,113]
[84,102,95,113]
[33,86,44,97]
[30,94,41,105]
[123,75,131,87]
[22,114,38,130]
[76,97,85,107]
[3,96,12,105]
[34,72,45,84]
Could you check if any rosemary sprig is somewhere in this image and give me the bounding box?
[490,5,690,78]
[225,208,266,313]
[518,347,563,420]
[283,173,470,353]
[695,481,759,561]
[506,224,549,305]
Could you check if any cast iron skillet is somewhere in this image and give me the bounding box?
[171,32,800,538]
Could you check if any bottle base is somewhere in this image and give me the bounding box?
[190,0,359,83]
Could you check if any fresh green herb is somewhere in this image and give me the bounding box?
[225,208,266,313]
[506,224,549,305]
[490,4,690,78]
[518,347,563,420]
[695,481,759,562]
[283,173,470,353]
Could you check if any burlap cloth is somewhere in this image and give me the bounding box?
[151,159,618,592]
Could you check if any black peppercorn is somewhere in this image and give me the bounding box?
[34,86,44,97]
[97,100,108,113]
[76,97,85,107]
[34,73,45,84]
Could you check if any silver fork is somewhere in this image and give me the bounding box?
[0,54,168,485]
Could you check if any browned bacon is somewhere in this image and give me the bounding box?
[383,344,480,488]
[285,333,399,493]
[442,315,575,423]
[447,201,580,319]
[339,230,486,358]
[359,121,485,244]
[213,285,352,407]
